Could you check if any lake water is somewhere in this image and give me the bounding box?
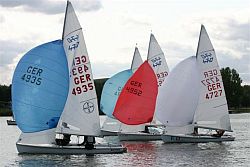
[0,114,250,167]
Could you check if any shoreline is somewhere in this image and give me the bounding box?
[1,108,250,117]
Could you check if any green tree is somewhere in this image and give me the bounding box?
[94,78,108,115]
[241,85,250,108]
[221,67,242,108]
[0,84,11,102]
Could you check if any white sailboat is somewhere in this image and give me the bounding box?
[117,33,168,141]
[157,25,235,143]
[15,1,126,154]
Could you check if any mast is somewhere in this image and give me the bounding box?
[62,0,69,40]
[147,33,153,60]
[195,24,203,58]
[130,44,138,70]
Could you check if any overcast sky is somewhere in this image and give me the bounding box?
[0,0,249,85]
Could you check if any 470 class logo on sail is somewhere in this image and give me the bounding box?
[201,52,213,64]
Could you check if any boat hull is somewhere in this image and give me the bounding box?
[16,142,126,155]
[100,130,118,137]
[161,134,235,143]
[118,132,162,141]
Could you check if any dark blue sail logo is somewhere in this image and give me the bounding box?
[201,52,213,64]
[67,34,79,51]
[12,40,69,133]
[151,56,162,67]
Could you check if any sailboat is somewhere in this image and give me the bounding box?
[100,46,144,136]
[114,34,168,141]
[156,25,235,143]
[12,1,126,154]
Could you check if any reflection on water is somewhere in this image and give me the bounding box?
[122,142,157,166]
[18,155,103,167]
[1,114,250,167]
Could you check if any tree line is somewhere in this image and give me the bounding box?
[0,67,249,115]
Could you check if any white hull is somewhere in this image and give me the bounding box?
[17,129,126,154]
[161,134,235,143]
[16,142,126,155]
[118,132,162,141]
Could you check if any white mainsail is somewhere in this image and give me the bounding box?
[131,46,143,73]
[155,56,199,127]
[56,1,101,136]
[194,25,232,132]
[147,33,169,86]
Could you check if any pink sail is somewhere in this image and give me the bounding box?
[113,61,158,125]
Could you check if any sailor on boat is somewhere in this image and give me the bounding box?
[55,134,71,146]
[77,136,96,149]
[212,130,225,137]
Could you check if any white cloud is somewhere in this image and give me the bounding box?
[0,0,102,14]
[0,0,249,85]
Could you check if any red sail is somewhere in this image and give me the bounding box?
[113,61,158,125]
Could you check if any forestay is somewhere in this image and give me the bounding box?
[194,25,232,131]
[155,56,199,127]
[56,1,100,136]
